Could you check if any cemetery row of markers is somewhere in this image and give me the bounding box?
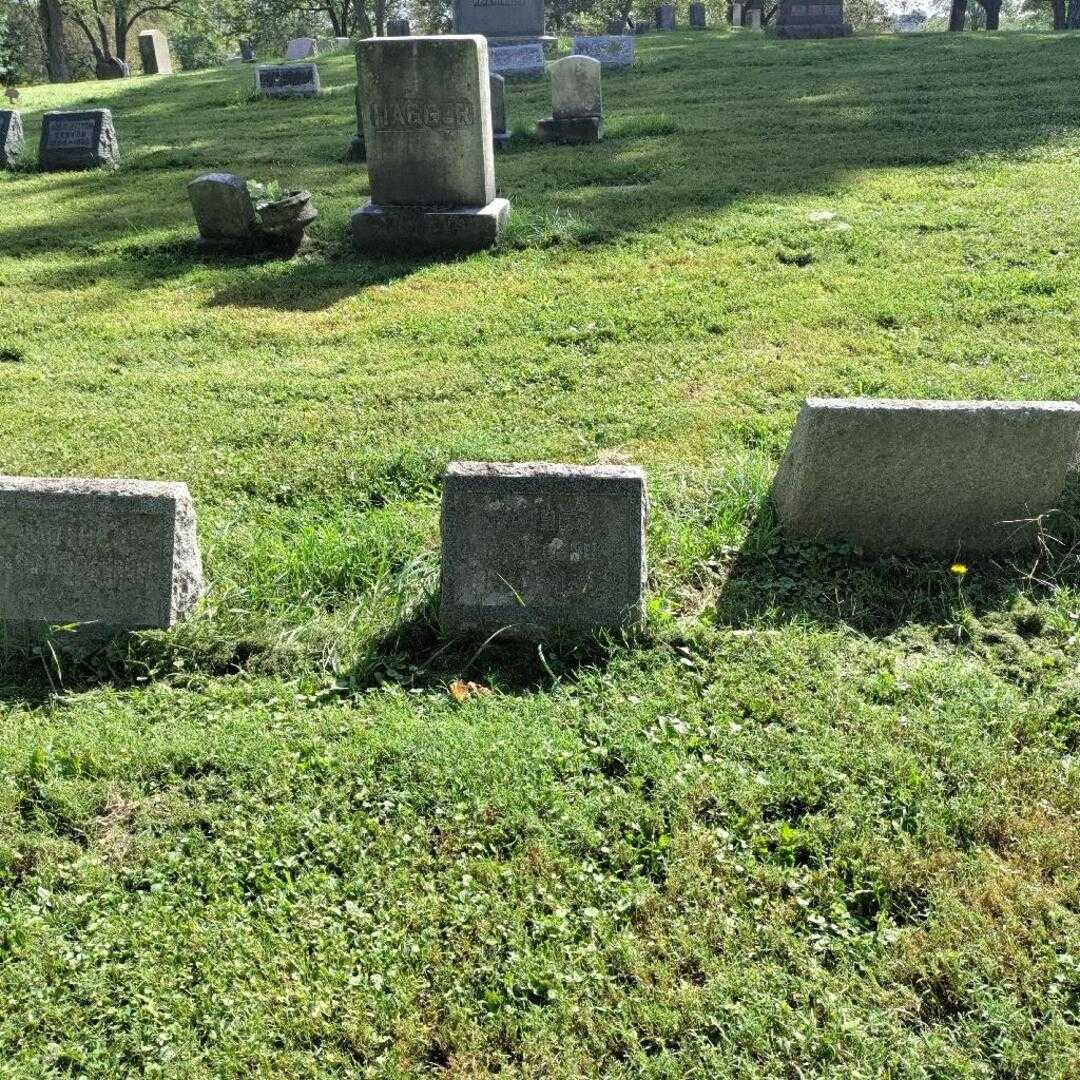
[2,399,1078,653]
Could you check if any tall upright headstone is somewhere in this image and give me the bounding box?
[655,4,676,28]
[138,29,173,74]
[748,6,762,28]
[775,0,853,36]
[490,73,509,147]
[38,110,119,171]
[690,2,708,27]
[0,109,23,169]
[347,76,366,161]
[350,35,510,253]
[731,2,744,24]
[537,55,603,144]
[453,0,549,44]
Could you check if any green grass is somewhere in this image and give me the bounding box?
[2,28,1080,1078]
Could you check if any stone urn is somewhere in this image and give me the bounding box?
[255,189,317,246]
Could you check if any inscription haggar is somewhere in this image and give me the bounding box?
[370,100,476,131]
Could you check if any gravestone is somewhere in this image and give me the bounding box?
[387,17,411,35]
[335,36,351,48]
[347,78,366,161]
[0,477,203,649]
[284,36,318,60]
[634,19,653,32]
[772,398,1080,553]
[655,4,676,28]
[440,463,647,640]
[453,0,548,43]
[38,110,119,171]
[775,0,853,36]
[490,73,509,147]
[731,2,743,24]
[0,110,23,169]
[606,17,626,32]
[256,63,321,96]
[138,29,173,74]
[188,172,258,246]
[490,43,545,77]
[350,35,510,253]
[690,2,708,27]
[239,38,256,62]
[537,55,603,144]
[572,35,634,69]
[748,6,762,28]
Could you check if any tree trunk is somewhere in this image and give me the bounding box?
[948,0,967,30]
[1052,0,1066,28]
[113,1,129,63]
[1067,0,1080,28]
[979,0,1000,29]
[37,0,71,81]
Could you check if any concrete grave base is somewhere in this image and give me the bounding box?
[350,198,510,254]
[536,115,603,144]
[772,398,1080,554]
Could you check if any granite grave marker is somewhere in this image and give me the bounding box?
[0,109,23,169]
[571,35,634,69]
[38,109,119,171]
[537,54,603,144]
[138,29,173,74]
[256,63,321,96]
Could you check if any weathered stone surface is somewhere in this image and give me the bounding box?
[38,110,119,171]
[0,110,23,169]
[239,38,256,61]
[440,462,647,640]
[571,35,634,69]
[0,477,203,649]
[352,35,508,253]
[346,78,366,161]
[747,7,762,28]
[634,19,653,32]
[731,2,743,24]
[775,0,853,36]
[138,29,173,74]
[387,17,411,35]
[606,17,626,32]
[490,42,545,77]
[536,114,603,143]
[188,172,258,244]
[453,0,545,42]
[490,73,509,146]
[284,36,318,60]
[550,55,602,119]
[256,63,321,96]
[689,2,707,27]
[772,398,1080,553]
[655,3,675,28]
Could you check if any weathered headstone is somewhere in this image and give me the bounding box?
[440,463,647,640]
[537,55,603,144]
[138,29,173,74]
[38,110,119,171]
[655,3,676,28]
[346,78,366,161]
[256,63,321,96]
[731,2,743,24]
[188,172,258,246]
[284,36,318,60]
[0,109,23,169]
[606,17,626,32]
[775,0,853,36]
[350,35,510,253]
[747,6,762,28]
[335,36,351,48]
[453,0,547,43]
[690,2,708,27]
[772,398,1080,553]
[0,477,204,649]
[490,43,545,77]
[490,73,509,147]
[387,17,411,35]
[239,38,256,62]
[634,19,653,32]
[572,35,634,69]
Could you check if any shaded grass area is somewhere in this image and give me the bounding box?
[2,28,1080,1078]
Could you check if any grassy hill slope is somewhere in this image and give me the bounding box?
[1,30,1079,1078]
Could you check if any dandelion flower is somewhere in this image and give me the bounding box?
[951,563,967,577]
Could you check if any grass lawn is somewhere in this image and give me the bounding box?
[2,27,1080,1078]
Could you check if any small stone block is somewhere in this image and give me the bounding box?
[38,109,119,171]
[490,42,545,77]
[350,199,510,254]
[188,172,258,244]
[536,115,603,144]
[0,477,203,649]
[440,462,647,640]
[771,398,1080,553]
[0,109,23,169]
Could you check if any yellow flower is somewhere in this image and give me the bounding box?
[950,563,967,577]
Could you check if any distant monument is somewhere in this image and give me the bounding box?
[453,0,551,44]
[138,29,173,74]
[775,0,853,37]
[284,36,318,60]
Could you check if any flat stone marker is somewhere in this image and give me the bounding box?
[387,17,411,35]
[776,0,853,36]
[0,477,203,649]
[772,398,1080,554]
[440,463,647,640]
[537,55,603,144]
[350,35,509,254]
[690,2,708,27]
[138,29,173,74]
[284,36,318,60]
[655,3,676,28]
[188,172,258,246]
[490,73,509,147]
[490,43,545,77]
[256,63,320,96]
[38,109,119,171]
[571,35,634,69]
[1,109,23,169]
[453,0,546,43]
